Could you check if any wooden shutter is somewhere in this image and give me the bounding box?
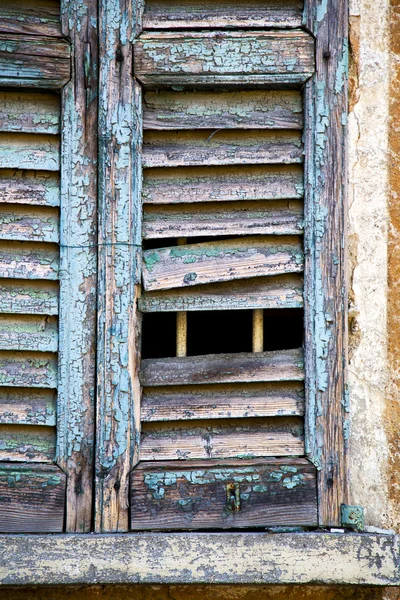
[0,0,98,533]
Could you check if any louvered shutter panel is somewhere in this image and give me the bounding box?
[0,0,97,533]
[126,1,318,530]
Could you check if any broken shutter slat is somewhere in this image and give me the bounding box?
[0,1,62,38]
[0,281,58,315]
[141,348,304,387]
[143,90,303,131]
[0,206,59,243]
[139,274,303,312]
[0,92,60,134]
[140,417,304,461]
[143,201,303,239]
[141,381,304,422]
[0,425,55,462]
[130,458,316,530]
[0,352,58,388]
[143,1,303,30]
[142,236,303,292]
[143,130,303,168]
[134,30,314,87]
[143,165,303,204]
[0,170,60,207]
[0,462,65,533]
[0,389,55,426]
[0,242,59,280]
[0,315,58,352]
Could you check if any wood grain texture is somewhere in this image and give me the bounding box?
[0,134,59,171]
[141,381,304,421]
[143,130,303,168]
[0,92,60,134]
[0,352,57,388]
[140,417,304,460]
[143,165,303,204]
[1,532,399,586]
[0,205,59,243]
[0,34,70,89]
[142,236,303,292]
[303,0,349,526]
[143,0,303,29]
[143,201,303,239]
[0,388,56,426]
[0,425,55,462]
[0,0,62,37]
[57,0,99,533]
[0,463,65,533]
[139,274,303,312]
[130,458,316,530]
[96,0,142,533]
[0,315,58,352]
[0,170,60,207]
[143,90,303,130]
[0,241,59,280]
[134,30,315,87]
[0,280,58,315]
[141,348,304,387]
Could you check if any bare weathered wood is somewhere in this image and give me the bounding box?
[0,352,57,388]
[143,130,303,168]
[142,236,303,292]
[0,463,65,533]
[0,280,58,315]
[143,0,303,30]
[0,388,55,426]
[134,31,315,87]
[140,417,304,460]
[0,92,60,134]
[131,458,316,530]
[0,205,59,243]
[141,348,304,387]
[143,165,303,204]
[143,201,303,240]
[0,315,57,352]
[176,240,187,358]
[143,90,303,130]
[252,309,264,353]
[0,241,59,280]
[0,0,62,37]
[304,0,349,526]
[0,425,55,462]
[1,532,400,586]
[0,170,60,207]
[58,0,99,533]
[139,274,303,312]
[0,134,59,171]
[96,0,142,533]
[142,381,304,421]
[0,34,70,89]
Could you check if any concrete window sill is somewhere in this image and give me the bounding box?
[1,532,399,587]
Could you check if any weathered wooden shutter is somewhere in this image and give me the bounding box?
[0,0,97,533]
[95,0,349,533]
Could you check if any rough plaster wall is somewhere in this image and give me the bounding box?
[347,0,391,527]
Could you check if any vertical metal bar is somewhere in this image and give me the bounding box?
[176,237,188,357]
[252,309,264,353]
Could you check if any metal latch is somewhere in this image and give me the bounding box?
[226,483,240,512]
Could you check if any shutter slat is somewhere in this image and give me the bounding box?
[141,417,304,460]
[0,205,59,243]
[0,315,58,352]
[0,92,60,134]
[0,0,62,38]
[142,381,304,422]
[141,348,304,387]
[143,165,303,204]
[0,388,55,426]
[143,1,303,30]
[0,170,60,207]
[135,30,315,87]
[142,236,303,292]
[0,352,58,388]
[0,425,55,462]
[143,90,303,130]
[0,242,59,280]
[0,134,60,172]
[139,274,303,312]
[130,458,316,531]
[0,281,58,315]
[143,201,303,239]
